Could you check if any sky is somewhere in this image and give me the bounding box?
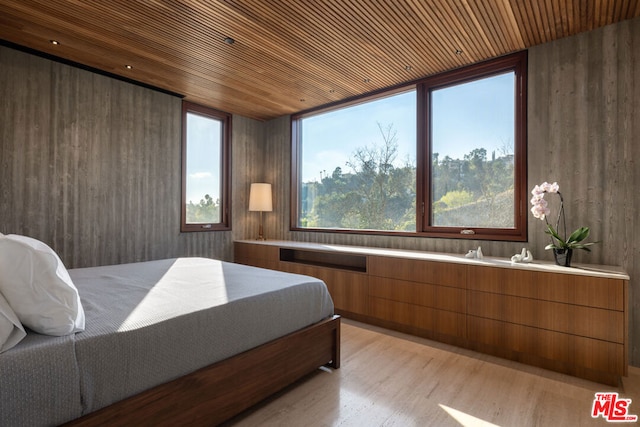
[432,72,515,161]
[300,72,515,183]
[300,90,416,183]
[185,113,222,204]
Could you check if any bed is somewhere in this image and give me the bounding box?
[0,254,339,427]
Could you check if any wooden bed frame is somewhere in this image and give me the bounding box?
[64,315,340,426]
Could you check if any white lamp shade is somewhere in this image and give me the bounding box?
[249,183,273,212]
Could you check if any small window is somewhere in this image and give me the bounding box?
[181,102,231,232]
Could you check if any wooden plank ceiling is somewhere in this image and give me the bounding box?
[1,0,638,121]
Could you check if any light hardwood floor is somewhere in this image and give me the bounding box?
[226,319,640,426]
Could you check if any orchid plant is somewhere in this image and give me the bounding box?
[530,181,597,252]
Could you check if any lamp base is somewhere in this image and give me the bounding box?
[256,213,266,240]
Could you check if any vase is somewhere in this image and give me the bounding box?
[553,248,573,267]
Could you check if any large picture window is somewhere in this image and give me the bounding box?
[292,51,527,241]
[181,102,231,232]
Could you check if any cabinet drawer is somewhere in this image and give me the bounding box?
[234,257,279,271]
[279,262,368,315]
[369,256,466,288]
[468,316,625,375]
[369,276,465,313]
[467,266,624,311]
[369,297,466,338]
[468,291,624,343]
[234,242,279,263]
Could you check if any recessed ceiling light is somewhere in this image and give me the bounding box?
[455,49,463,55]
[50,40,60,45]
[125,64,133,69]
[405,65,412,71]
[224,37,235,45]
[363,78,371,83]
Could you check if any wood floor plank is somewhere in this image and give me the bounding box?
[225,319,640,426]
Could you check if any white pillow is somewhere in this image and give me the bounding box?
[0,291,26,353]
[0,234,85,336]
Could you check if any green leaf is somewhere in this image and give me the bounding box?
[566,227,590,245]
[545,225,567,248]
[544,224,599,251]
[571,242,597,251]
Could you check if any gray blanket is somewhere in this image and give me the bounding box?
[0,258,334,427]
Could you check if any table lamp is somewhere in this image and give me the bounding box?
[248,183,272,240]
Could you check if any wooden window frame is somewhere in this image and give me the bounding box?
[181,101,232,232]
[291,51,527,241]
[290,87,416,235]
[418,51,527,241]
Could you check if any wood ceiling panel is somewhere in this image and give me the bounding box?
[0,0,638,120]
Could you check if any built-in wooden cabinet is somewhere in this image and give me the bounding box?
[234,240,629,385]
[465,265,627,385]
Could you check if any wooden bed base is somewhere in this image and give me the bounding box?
[65,315,340,426]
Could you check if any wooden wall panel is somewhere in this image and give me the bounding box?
[264,116,291,241]
[0,45,237,268]
[230,114,264,242]
[0,47,53,240]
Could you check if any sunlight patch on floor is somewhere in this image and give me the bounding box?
[440,404,501,427]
